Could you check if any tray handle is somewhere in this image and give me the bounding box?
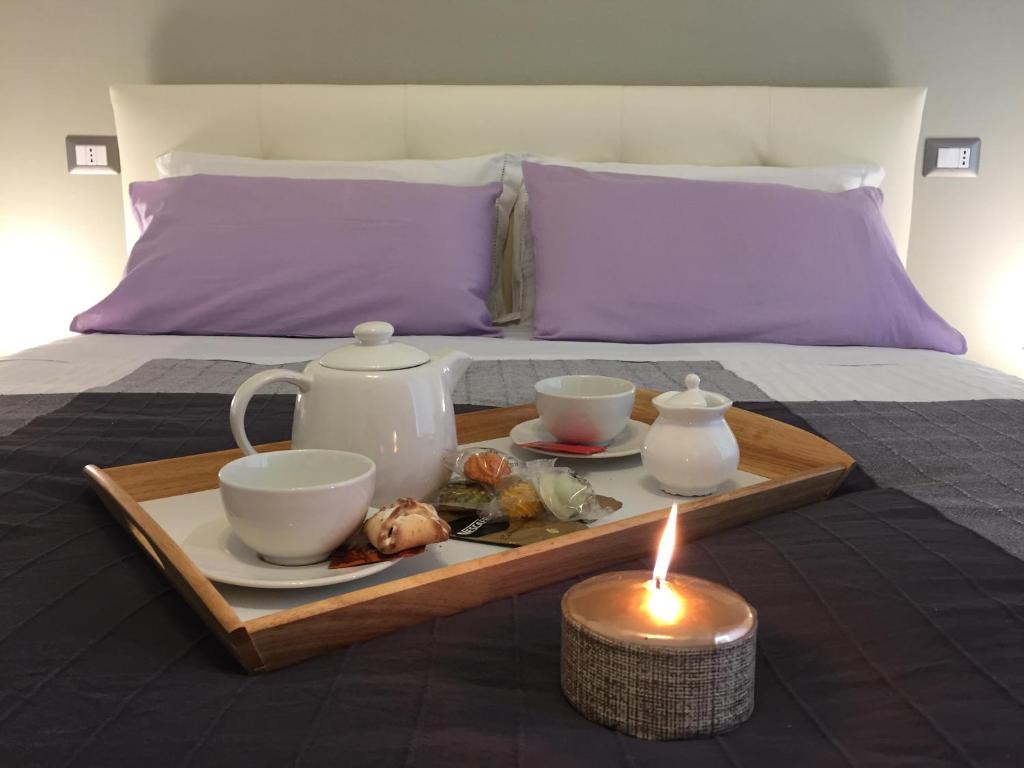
[83,465,267,673]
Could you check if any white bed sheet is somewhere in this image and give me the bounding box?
[3,329,1024,402]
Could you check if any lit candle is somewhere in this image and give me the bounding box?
[564,504,753,646]
[561,504,758,740]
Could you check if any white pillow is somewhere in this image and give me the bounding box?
[155,151,520,323]
[510,157,885,324]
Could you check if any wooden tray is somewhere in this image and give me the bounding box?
[83,390,853,673]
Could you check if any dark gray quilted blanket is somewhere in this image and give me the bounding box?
[2,360,1024,766]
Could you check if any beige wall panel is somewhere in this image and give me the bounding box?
[259,85,406,160]
[111,84,262,183]
[621,87,770,166]
[404,85,621,160]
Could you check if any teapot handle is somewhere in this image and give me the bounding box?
[229,369,313,455]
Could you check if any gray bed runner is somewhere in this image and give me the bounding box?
[2,356,1023,558]
[81,357,1024,559]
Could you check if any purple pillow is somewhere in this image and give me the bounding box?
[72,174,503,337]
[522,162,965,354]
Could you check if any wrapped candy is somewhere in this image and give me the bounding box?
[536,467,604,522]
[495,477,545,519]
[481,460,616,523]
[443,447,523,487]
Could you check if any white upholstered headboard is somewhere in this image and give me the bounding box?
[110,84,926,263]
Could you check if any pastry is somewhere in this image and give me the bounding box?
[364,498,450,555]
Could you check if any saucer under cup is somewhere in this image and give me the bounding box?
[511,418,649,460]
[218,449,375,566]
[534,375,636,445]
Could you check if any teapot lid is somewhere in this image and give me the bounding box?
[664,374,714,407]
[319,321,430,372]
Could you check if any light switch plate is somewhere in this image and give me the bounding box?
[66,135,120,175]
[923,137,981,177]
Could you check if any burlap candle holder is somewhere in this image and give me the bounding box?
[560,571,756,740]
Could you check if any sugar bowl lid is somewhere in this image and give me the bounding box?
[665,374,713,406]
[318,321,430,372]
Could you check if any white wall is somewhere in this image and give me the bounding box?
[2,0,1022,375]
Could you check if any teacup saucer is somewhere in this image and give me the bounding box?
[176,500,397,589]
[510,418,649,460]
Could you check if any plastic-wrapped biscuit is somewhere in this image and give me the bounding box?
[444,448,523,487]
[496,478,544,519]
[364,499,451,554]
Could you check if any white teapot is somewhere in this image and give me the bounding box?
[641,374,739,497]
[229,321,471,507]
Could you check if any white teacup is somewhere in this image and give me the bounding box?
[534,375,636,445]
[218,449,375,566]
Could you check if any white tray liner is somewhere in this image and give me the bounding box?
[141,436,766,622]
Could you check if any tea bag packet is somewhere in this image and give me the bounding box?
[436,481,494,513]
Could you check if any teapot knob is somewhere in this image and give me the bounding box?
[354,321,394,347]
[684,373,701,391]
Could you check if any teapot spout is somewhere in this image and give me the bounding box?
[434,349,472,395]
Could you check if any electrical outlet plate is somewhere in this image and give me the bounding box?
[923,137,981,178]
[66,135,120,175]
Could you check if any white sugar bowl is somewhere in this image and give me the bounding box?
[641,374,740,497]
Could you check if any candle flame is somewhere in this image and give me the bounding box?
[644,579,685,624]
[642,504,684,624]
[652,503,678,587]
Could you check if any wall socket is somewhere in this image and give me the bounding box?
[66,135,120,175]
[923,137,981,177]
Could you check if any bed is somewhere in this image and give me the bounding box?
[2,85,1024,767]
